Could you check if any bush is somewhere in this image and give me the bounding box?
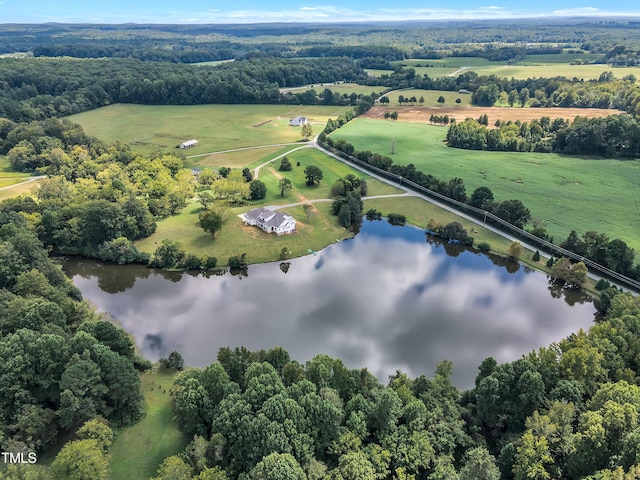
[387,213,406,225]
[228,253,248,269]
[532,250,541,261]
[181,254,202,270]
[200,255,218,270]
[365,208,382,220]
[477,242,491,252]
[546,257,556,268]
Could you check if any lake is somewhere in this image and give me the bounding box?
[64,219,596,389]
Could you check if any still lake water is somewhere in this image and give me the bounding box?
[64,219,596,389]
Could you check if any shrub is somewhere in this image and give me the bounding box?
[477,242,491,252]
[532,250,541,261]
[387,213,406,225]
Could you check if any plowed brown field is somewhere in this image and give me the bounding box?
[363,105,623,125]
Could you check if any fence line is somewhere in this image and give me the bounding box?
[317,138,640,292]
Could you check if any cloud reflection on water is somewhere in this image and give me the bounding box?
[70,224,595,389]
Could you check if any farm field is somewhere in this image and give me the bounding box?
[363,105,622,125]
[280,82,386,96]
[135,148,400,264]
[109,369,186,480]
[368,54,640,81]
[470,64,640,81]
[380,89,473,107]
[329,118,640,251]
[67,103,351,156]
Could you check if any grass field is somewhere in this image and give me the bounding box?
[380,89,473,107]
[367,54,640,81]
[135,149,401,264]
[67,104,351,156]
[281,82,386,97]
[329,118,640,251]
[109,369,186,480]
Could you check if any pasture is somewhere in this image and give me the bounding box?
[67,104,351,156]
[367,54,640,81]
[329,118,640,251]
[280,82,386,97]
[109,369,186,480]
[380,89,473,107]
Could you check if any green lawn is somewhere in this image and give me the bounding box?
[329,118,640,251]
[136,149,403,265]
[67,104,351,156]
[109,369,187,480]
[381,89,473,107]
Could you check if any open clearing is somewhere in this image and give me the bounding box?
[67,103,351,156]
[379,89,473,107]
[363,105,623,125]
[280,82,386,97]
[109,369,186,480]
[329,118,640,251]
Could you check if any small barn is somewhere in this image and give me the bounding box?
[289,116,308,127]
[241,207,296,235]
[179,139,198,149]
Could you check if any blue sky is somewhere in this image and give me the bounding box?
[2,0,640,23]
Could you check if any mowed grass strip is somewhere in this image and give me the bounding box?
[109,369,186,480]
[67,103,351,156]
[363,196,513,256]
[329,118,640,251]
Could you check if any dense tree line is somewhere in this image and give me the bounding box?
[6,21,640,60]
[0,57,367,121]
[446,114,640,158]
[364,68,640,115]
[0,214,146,456]
[163,288,640,479]
[321,133,531,228]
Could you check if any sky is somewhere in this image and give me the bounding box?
[1,0,640,24]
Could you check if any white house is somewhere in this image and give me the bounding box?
[179,139,198,149]
[241,207,296,235]
[289,116,308,127]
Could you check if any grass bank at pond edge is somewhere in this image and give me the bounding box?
[109,369,186,480]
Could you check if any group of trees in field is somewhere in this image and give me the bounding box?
[161,286,640,479]
[0,57,367,122]
[329,174,368,230]
[446,114,640,157]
